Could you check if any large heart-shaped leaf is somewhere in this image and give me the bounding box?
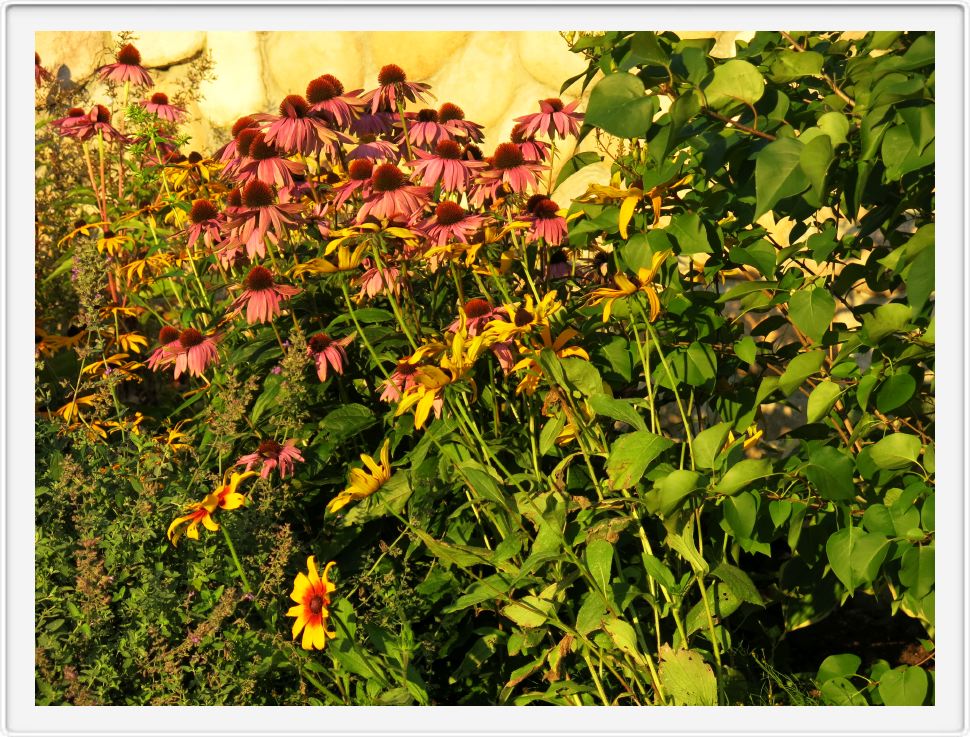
[585,72,659,139]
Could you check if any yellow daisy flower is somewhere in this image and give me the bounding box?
[286,556,337,650]
[327,439,393,514]
[587,249,670,322]
[483,290,562,344]
[166,471,257,546]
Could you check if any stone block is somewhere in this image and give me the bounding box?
[516,31,588,95]
[366,32,471,84]
[133,31,206,68]
[198,32,266,128]
[264,32,367,104]
[35,31,112,83]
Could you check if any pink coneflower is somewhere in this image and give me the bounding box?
[226,180,303,259]
[546,249,571,280]
[446,298,500,336]
[346,134,399,163]
[511,123,551,163]
[141,92,186,123]
[491,340,516,374]
[35,53,52,87]
[224,186,246,219]
[146,325,181,372]
[306,74,366,130]
[264,94,350,158]
[70,105,128,143]
[170,328,219,379]
[357,163,431,223]
[365,64,433,114]
[332,158,374,209]
[97,43,153,87]
[401,108,457,149]
[514,98,584,140]
[349,109,396,138]
[380,359,424,403]
[229,266,302,325]
[409,139,485,193]
[235,438,305,479]
[217,116,260,175]
[182,198,226,250]
[477,142,546,195]
[355,258,401,301]
[307,333,354,382]
[438,103,484,143]
[237,131,305,189]
[51,107,88,138]
[305,201,333,240]
[418,201,488,247]
[524,195,567,246]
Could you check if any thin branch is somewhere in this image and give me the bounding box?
[701,108,777,141]
[780,31,856,109]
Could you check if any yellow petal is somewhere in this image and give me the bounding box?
[361,453,382,477]
[291,572,312,602]
[286,604,304,618]
[201,514,220,532]
[220,492,245,510]
[312,620,328,650]
[619,195,639,239]
[291,612,309,640]
[327,491,353,514]
[307,555,320,586]
[415,390,436,430]
[301,621,318,650]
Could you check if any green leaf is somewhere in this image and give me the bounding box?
[729,239,777,278]
[789,287,835,343]
[754,137,808,219]
[821,677,869,706]
[576,594,608,635]
[714,458,772,496]
[702,59,765,110]
[778,349,825,395]
[603,617,644,662]
[561,357,603,397]
[717,279,780,303]
[905,245,934,315]
[555,152,602,188]
[585,72,659,139]
[658,646,718,705]
[816,111,850,147]
[502,596,555,628]
[712,562,764,605]
[817,653,862,683]
[650,469,703,516]
[878,666,929,706]
[693,422,732,470]
[804,445,856,501]
[629,32,668,66]
[769,50,824,82]
[665,341,717,387]
[826,527,891,593]
[862,303,913,343]
[412,529,494,570]
[589,395,647,431]
[735,335,758,365]
[585,539,614,594]
[799,134,834,204]
[868,433,921,470]
[807,380,843,423]
[321,404,376,439]
[876,372,917,413]
[606,431,673,489]
[899,545,934,598]
[723,491,758,540]
[665,212,710,255]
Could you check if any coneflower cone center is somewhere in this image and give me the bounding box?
[232,116,257,137]
[116,43,142,66]
[309,334,333,352]
[416,108,438,123]
[533,199,560,219]
[306,75,344,103]
[309,595,325,615]
[378,64,407,86]
[280,94,310,118]
[348,159,374,181]
[435,140,462,160]
[514,307,534,327]
[543,97,565,112]
[150,92,169,105]
[463,299,491,318]
[188,152,204,164]
[493,143,525,170]
[258,439,283,457]
[244,265,275,291]
[248,134,276,161]
[95,105,112,124]
[372,164,406,192]
[227,188,243,207]
[242,180,275,208]
[159,326,180,344]
[179,328,204,348]
[438,103,465,122]
[435,201,465,225]
[236,129,260,157]
[190,199,219,224]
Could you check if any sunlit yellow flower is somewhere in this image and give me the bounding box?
[286,556,337,650]
[483,291,562,344]
[586,249,669,322]
[96,229,133,257]
[727,423,764,451]
[512,327,590,396]
[158,420,192,452]
[327,439,393,514]
[292,243,367,277]
[166,471,257,546]
[35,325,86,357]
[52,394,99,424]
[112,331,149,354]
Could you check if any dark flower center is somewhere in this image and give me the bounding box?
[514,307,534,327]
[533,198,560,219]
[190,199,219,224]
[463,298,492,318]
[493,143,525,170]
[543,97,565,112]
[36,52,41,65]
[438,103,465,123]
[280,94,310,118]
[227,188,242,207]
[159,326,180,344]
[348,158,374,181]
[179,328,204,348]
[188,151,203,164]
[397,362,417,376]
[371,164,406,192]
[244,265,275,291]
[232,116,257,137]
[258,439,283,457]
[235,128,260,157]
[462,144,483,161]
[306,74,344,103]
[94,105,112,124]
[510,123,530,144]
[550,249,568,264]
[67,107,85,117]
[150,92,169,105]
[526,193,547,214]
[242,180,275,208]
[435,140,462,160]
[416,108,438,123]
[248,132,277,161]
[378,64,407,86]
[116,43,142,66]
[308,595,325,615]
[309,333,333,352]
[435,201,465,226]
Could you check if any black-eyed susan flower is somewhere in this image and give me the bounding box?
[483,291,562,344]
[512,327,590,396]
[166,470,257,546]
[286,556,337,650]
[586,249,670,322]
[327,439,393,514]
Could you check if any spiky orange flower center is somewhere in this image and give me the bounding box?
[248,132,276,161]
[309,333,333,352]
[306,74,344,103]
[190,199,219,224]
[463,144,483,161]
[532,198,560,219]
[227,188,243,207]
[543,97,565,112]
[67,107,85,117]
[435,201,465,225]
[94,105,112,124]
[116,43,142,66]
[258,439,283,457]
[371,164,406,192]
[416,108,438,123]
[36,52,41,65]
[150,92,169,105]
[179,328,204,348]
[159,326,180,344]
[308,594,326,614]
[232,116,257,137]
[242,180,275,208]
[438,103,465,123]
[493,143,525,170]
[378,64,407,86]
[435,140,462,160]
[463,298,492,318]
[244,265,275,291]
[280,94,310,118]
[348,159,374,181]
[510,124,529,144]
[188,151,203,164]
[235,128,260,157]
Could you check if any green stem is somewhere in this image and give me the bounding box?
[340,281,391,381]
[220,524,253,594]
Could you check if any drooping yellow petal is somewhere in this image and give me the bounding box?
[312,620,328,650]
[326,491,354,514]
[301,620,319,650]
[361,453,382,477]
[307,555,320,586]
[220,492,245,511]
[201,514,220,532]
[618,194,640,239]
[414,390,437,430]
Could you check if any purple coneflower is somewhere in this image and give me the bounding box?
[511,123,551,163]
[71,105,128,143]
[349,109,396,138]
[306,74,365,130]
[227,180,303,260]
[446,298,500,337]
[380,359,426,404]
[51,107,88,138]
[237,131,305,189]
[357,163,431,223]
[365,64,432,114]
[183,198,226,250]
[401,108,457,149]
[346,134,399,163]
[307,333,354,382]
[477,142,546,195]
[229,266,302,325]
[355,258,401,301]
[409,139,485,193]
[235,438,305,479]
[514,98,584,140]
[524,195,568,246]
[170,328,219,379]
[141,92,186,123]
[546,249,572,281]
[438,103,484,143]
[146,325,181,372]
[97,43,153,87]
[265,94,350,159]
[217,116,260,176]
[35,53,52,87]
[417,201,488,247]
[332,158,374,209]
